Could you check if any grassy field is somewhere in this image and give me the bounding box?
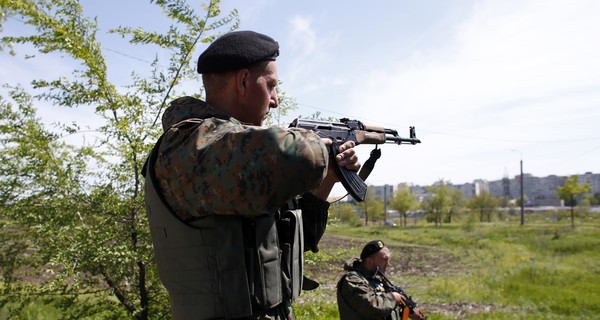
[294,213,600,319]
[2,212,599,319]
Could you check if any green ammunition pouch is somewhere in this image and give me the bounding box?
[276,202,304,301]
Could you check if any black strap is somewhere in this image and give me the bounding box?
[359,147,382,181]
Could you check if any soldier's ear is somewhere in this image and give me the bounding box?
[235,68,251,97]
[363,257,372,268]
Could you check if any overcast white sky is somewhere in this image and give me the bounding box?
[2,0,600,197]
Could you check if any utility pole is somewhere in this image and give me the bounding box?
[364,196,368,226]
[384,184,389,222]
[512,149,525,226]
[519,158,524,226]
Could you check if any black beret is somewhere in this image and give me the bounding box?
[197,30,279,74]
[360,240,385,260]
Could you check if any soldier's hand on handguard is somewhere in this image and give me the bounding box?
[392,292,408,306]
[393,293,426,320]
[410,307,426,320]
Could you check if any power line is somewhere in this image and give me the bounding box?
[417,129,600,144]
[552,143,600,167]
[7,15,600,146]
[104,47,157,65]
[8,14,165,67]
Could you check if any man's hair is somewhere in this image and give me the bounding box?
[202,72,230,97]
[202,61,270,98]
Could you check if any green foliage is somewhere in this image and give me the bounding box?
[557,176,592,228]
[423,180,453,226]
[448,188,467,222]
[0,294,129,320]
[361,186,384,224]
[389,186,417,227]
[467,190,500,222]
[461,209,479,232]
[557,176,592,207]
[329,201,362,227]
[0,1,239,318]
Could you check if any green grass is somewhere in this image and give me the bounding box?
[0,287,129,319]
[295,217,600,319]
[0,301,62,320]
[3,215,599,319]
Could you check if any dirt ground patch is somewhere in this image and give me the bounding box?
[300,233,519,317]
[304,233,462,285]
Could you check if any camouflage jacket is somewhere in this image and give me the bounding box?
[155,96,330,221]
[337,259,401,320]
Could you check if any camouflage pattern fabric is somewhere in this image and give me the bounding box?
[337,259,402,320]
[155,96,329,221]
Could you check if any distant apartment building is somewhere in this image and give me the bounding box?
[371,184,394,202]
[346,184,395,204]
[581,172,600,194]
[459,172,599,206]
[387,172,600,207]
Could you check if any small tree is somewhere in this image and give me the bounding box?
[468,190,499,222]
[425,180,452,227]
[0,1,238,318]
[362,186,384,225]
[557,176,591,229]
[389,186,417,227]
[333,202,362,227]
[447,188,466,223]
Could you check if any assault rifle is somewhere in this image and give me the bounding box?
[289,118,421,202]
[374,267,426,320]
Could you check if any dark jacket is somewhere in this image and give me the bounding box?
[337,259,401,320]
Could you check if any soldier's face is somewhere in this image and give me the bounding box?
[239,61,279,126]
[369,247,391,273]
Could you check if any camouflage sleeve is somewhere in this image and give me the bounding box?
[338,272,397,319]
[156,120,329,219]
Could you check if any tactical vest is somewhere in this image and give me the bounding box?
[143,134,304,319]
